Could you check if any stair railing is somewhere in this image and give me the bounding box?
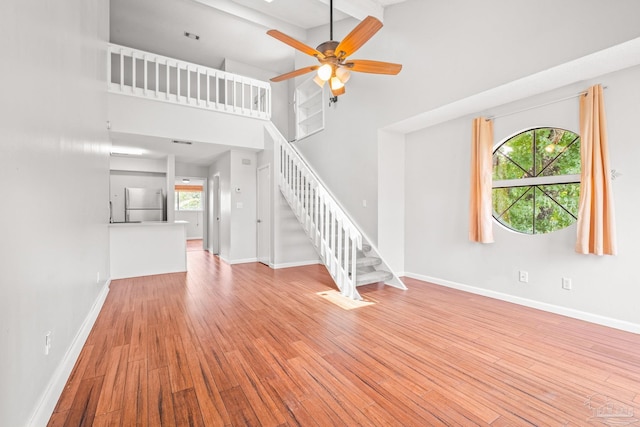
[107,43,271,120]
[269,126,363,300]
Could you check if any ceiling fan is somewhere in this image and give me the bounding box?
[267,0,402,97]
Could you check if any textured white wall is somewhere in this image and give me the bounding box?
[404,65,640,328]
[0,0,110,425]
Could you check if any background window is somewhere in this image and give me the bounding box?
[492,128,580,234]
[175,185,203,211]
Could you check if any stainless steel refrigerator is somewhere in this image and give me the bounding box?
[124,187,165,222]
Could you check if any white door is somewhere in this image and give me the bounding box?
[257,165,271,265]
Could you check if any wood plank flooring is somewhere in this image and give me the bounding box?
[49,247,640,426]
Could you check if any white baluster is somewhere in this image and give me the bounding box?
[336,218,343,290]
[205,70,210,108]
[186,65,191,104]
[119,48,124,91]
[132,52,136,91]
[165,59,170,100]
[155,60,159,98]
[143,55,147,95]
[196,68,200,106]
[177,63,181,102]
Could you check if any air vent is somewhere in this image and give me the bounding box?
[172,140,192,145]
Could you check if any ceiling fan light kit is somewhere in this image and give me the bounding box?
[266,0,402,98]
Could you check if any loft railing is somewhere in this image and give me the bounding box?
[269,125,363,300]
[107,43,271,120]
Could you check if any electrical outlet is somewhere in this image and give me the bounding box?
[519,270,528,283]
[44,331,52,355]
[562,277,572,290]
[96,272,100,285]
[362,199,367,208]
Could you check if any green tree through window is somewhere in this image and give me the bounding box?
[492,128,580,234]
[175,190,202,211]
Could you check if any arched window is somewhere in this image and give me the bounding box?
[492,128,580,234]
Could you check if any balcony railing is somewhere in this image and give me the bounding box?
[108,43,271,120]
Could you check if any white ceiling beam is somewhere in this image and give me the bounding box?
[316,0,384,21]
[190,0,307,40]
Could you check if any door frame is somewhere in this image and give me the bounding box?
[209,173,220,255]
[256,164,271,266]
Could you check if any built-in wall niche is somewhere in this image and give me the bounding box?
[295,77,325,141]
[109,170,167,223]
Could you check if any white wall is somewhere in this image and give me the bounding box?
[294,0,640,244]
[404,65,640,329]
[175,210,204,239]
[208,149,259,263]
[377,130,405,273]
[0,0,110,425]
[110,156,166,173]
[175,161,208,178]
[107,93,266,151]
[229,150,258,262]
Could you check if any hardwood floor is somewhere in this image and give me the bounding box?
[186,239,204,252]
[49,250,640,426]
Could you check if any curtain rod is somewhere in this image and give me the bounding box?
[485,86,608,121]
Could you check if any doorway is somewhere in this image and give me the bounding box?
[257,165,271,265]
[209,174,220,255]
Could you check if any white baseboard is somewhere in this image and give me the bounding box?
[405,272,640,335]
[227,257,258,265]
[270,259,321,269]
[28,280,111,427]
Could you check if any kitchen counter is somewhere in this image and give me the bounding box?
[109,221,188,279]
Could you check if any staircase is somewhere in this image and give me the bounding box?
[267,124,406,300]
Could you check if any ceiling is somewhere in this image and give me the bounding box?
[109,0,407,166]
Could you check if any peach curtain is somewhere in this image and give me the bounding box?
[575,84,617,255]
[469,117,494,243]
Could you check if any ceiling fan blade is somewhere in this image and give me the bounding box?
[270,66,319,82]
[345,59,402,75]
[267,30,324,58]
[335,16,383,59]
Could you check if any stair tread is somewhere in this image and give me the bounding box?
[356,270,393,286]
[356,256,382,268]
